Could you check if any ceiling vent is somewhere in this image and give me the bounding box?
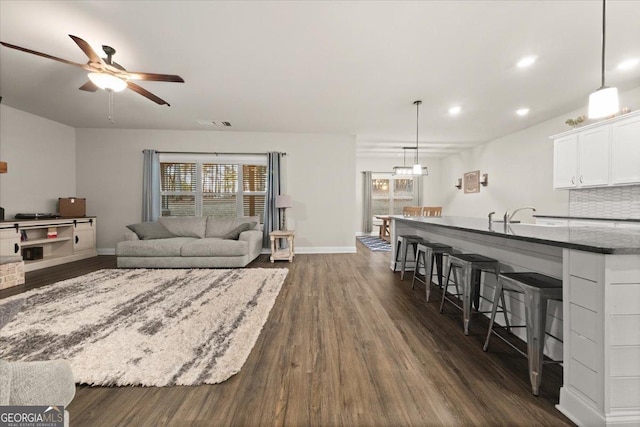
[196,120,232,127]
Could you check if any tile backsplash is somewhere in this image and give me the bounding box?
[569,185,640,219]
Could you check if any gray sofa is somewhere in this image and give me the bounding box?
[116,216,263,268]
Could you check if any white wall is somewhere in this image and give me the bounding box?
[440,86,640,224]
[355,156,442,232]
[0,105,76,217]
[75,129,356,253]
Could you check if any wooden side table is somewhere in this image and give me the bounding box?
[269,230,295,262]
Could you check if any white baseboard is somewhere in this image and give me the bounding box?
[101,247,357,256]
[296,246,357,254]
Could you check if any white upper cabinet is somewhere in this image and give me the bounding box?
[553,135,578,188]
[551,110,640,189]
[577,126,610,187]
[611,113,640,185]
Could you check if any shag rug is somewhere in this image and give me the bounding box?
[357,235,392,252]
[0,268,288,387]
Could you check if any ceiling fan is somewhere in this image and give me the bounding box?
[0,34,184,106]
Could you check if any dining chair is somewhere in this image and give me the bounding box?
[403,206,423,216]
[422,206,443,217]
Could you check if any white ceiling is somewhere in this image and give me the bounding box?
[1,1,639,159]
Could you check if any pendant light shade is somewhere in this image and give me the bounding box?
[588,0,619,119]
[588,86,619,119]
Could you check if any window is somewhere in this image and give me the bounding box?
[371,174,418,216]
[160,154,267,222]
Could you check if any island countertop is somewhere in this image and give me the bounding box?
[391,215,640,254]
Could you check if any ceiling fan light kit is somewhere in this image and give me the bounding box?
[588,0,619,119]
[88,72,127,92]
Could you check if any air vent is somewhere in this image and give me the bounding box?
[196,120,232,127]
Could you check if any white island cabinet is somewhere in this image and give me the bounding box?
[390,216,640,427]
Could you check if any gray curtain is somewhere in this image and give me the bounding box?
[414,175,422,206]
[263,152,283,248]
[142,149,161,222]
[362,171,373,233]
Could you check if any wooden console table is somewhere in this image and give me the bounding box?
[269,230,295,262]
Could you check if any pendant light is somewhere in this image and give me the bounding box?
[392,147,416,175]
[588,0,619,119]
[412,100,428,175]
[393,100,429,176]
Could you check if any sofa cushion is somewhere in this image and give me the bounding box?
[116,237,197,257]
[159,217,207,238]
[205,216,259,238]
[181,238,248,257]
[126,222,175,240]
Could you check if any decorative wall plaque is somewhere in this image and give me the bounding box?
[464,170,480,194]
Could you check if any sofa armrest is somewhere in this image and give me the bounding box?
[238,229,262,243]
[123,229,140,241]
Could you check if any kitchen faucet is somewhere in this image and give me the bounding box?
[488,211,496,227]
[503,206,536,224]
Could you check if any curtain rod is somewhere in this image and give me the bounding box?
[144,150,286,156]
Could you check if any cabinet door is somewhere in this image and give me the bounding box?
[73,221,96,253]
[553,135,578,189]
[0,229,21,257]
[578,126,610,187]
[611,114,640,185]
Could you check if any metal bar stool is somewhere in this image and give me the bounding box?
[393,235,424,280]
[412,242,453,301]
[440,253,509,335]
[483,272,563,396]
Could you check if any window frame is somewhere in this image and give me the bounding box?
[159,153,267,221]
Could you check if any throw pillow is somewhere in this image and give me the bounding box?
[221,223,252,240]
[126,222,176,240]
[0,299,25,331]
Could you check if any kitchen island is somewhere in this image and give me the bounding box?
[391,216,640,427]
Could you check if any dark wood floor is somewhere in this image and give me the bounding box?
[2,244,575,427]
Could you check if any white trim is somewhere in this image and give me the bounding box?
[104,247,357,256]
[295,246,356,254]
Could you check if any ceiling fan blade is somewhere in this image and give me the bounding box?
[79,81,99,92]
[127,82,171,106]
[68,34,102,64]
[0,41,86,68]
[126,72,184,83]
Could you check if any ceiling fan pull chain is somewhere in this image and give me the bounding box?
[108,90,115,124]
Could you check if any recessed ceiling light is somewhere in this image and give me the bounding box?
[617,58,639,70]
[448,106,462,115]
[516,108,530,116]
[517,55,537,68]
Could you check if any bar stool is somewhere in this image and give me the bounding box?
[440,253,508,335]
[393,235,424,280]
[412,242,453,301]
[483,272,563,396]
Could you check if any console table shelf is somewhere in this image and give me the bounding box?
[22,237,72,246]
[0,217,97,272]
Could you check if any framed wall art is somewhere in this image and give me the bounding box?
[464,170,480,194]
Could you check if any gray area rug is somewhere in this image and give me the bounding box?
[0,268,288,387]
